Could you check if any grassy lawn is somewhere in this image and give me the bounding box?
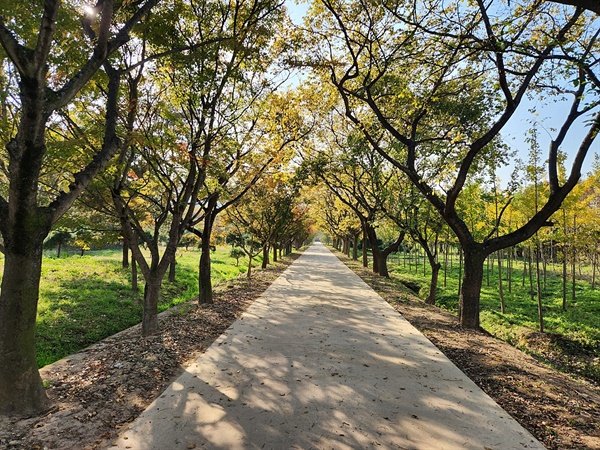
[0,246,256,368]
[387,251,600,382]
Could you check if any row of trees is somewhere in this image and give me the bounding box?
[298,0,600,331]
[0,0,312,416]
[1,0,599,418]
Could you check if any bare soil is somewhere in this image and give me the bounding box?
[1,248,599,449]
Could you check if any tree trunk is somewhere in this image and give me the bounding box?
[362,228,368,268]
[131,258,138,292]
[57,240,62,258]
[443,241,449,287]
[247,255,253,278]
[376,232,405,278]
[262,245,269,269]
[168,257,176,283]
[352,233,358,260]
[458,247,485,329]
[426,262,441,305]
[142,276,162,335]
[273,244,278,262]
[365,224,385,275]
[529,247,535,302]
[0,244,50,416]
[198,213,216,305]
[458,249,463,297]
[122,238,129,268]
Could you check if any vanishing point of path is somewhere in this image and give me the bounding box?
[110,243,544,450]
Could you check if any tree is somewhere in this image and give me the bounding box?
[43,230,72,258]
[227,173,308,274]
[308,0,600,328]
[0,0,158,416]
[109,0,290,327]
[385,181,444,305]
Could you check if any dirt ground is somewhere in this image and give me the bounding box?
[0,248,599,449]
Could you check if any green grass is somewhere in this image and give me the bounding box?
[388,252,600,383]
[0,246,259,368]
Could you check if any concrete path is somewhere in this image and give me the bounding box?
[110,243,544,450]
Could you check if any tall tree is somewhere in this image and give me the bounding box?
[308,0,600,328]
[0,0,158,416]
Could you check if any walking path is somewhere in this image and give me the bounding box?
[110,243,544,450]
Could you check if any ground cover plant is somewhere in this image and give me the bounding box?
[0,246,255,368]
[387,249,600,384]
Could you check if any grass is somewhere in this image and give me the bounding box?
[0,246,259,368]
[386,251,600,383]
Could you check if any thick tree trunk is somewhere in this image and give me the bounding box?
[0,244,50,416]
[273,244,278,262]
[377,232,405,278]
[247,255,253,278]
[459,247,485,329]
[142,276,162,335]
[361,226,368,268]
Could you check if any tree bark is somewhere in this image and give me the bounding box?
[362,227,368,268]
[374,231,404,278]
[426,262,441,305]
[131,258,138,292]
[198,212,216,305]
[141,276,161,335]
[122,238,129,268]
[0,242,50,416]
[459,247,485,329]
[262,245,269,269]
[168,257,176,283]
[247,255,253,278]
